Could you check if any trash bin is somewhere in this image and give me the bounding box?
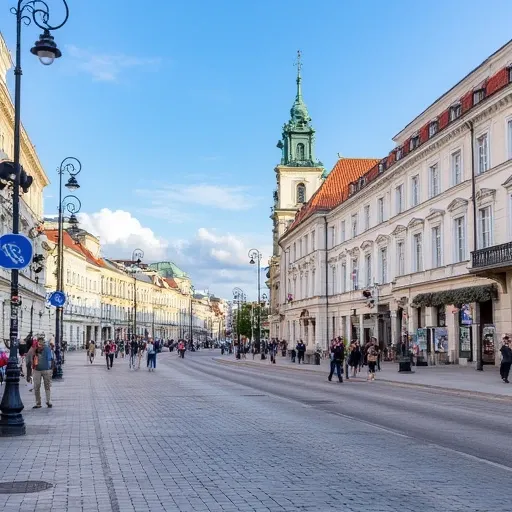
[314,352,321,365]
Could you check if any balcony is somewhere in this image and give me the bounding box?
[471,242,512,270]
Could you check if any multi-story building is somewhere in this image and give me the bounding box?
[44,227,223,347]
[272,40,512,367]
[0,33,52,341]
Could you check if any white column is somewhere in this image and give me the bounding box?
[359,313,365,343]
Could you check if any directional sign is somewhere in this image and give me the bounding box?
[48,291,66,307]
[0,233,33,270]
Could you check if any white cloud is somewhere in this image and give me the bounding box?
[136,184,257,211]
[79,209,168,260]
[66,45,161,82]
[77,209,270,299]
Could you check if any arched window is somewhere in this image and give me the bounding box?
[296,143,305,160]
[296,183,306,204]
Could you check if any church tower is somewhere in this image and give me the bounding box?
[271,51,325,256]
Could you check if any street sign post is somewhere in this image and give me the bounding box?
[0,234,33,270]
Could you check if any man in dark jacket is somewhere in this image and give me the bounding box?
[296,340,306,364]
[328,340,344,383]
[500,335,512,383]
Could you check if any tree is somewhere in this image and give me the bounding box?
[235,303,252,340]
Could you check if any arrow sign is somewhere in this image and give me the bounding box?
[0,233,33,270]
[48,291,66,307]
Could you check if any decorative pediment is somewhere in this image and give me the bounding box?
[375,234,390,246]
[391,224,406,236]
[502,175,512,189]
[348,247,360,257]
[426,208,445,222]
[447,197,468,212]
[360,240,373,252]
[476,187,496,203]
[407,217,424,229]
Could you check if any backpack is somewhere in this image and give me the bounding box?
[0,352,8,368]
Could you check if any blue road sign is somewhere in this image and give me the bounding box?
[49,291,66,307]
[0,233,33,270]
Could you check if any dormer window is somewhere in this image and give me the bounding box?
[429,120,438,138]
[449,103,461,121]
[473,88,486,105]
[508,66,512,83]
[359,176,366,188]
[378,161,385,174]
[409,135,420,151]
[396,146,403,160]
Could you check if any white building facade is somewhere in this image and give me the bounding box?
[274,40,512,366]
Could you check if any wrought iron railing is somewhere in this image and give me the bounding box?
[472,241,512,268]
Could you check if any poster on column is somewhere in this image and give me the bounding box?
[416,328,428,352]
[459,326,471,357]
[434,327,448,353]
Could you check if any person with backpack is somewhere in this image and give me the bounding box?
[328,339,344,383]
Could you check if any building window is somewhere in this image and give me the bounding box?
[311,231,315,251]
[341,263,346,293]
[473,88,485,105]
[395,184,404,214]
[304,234,308,254]
[340,220,346,243]
[477,133,489,175]
[396,146,403,160]
[330,226,336,248]
[410,135,420,151]
[508,119,512,160]
[299,238,303,258]
[351,214,358,238]
[478,206,492,249]
[351,258,358,291]
[293,243,296,261]
[454,216,466,262]
[296,143,305,161]
[296,183,306,203]
[413,233,423,272]
[449,103,461,121]
[451,150,462,185]
[411,175,419,207]
[429,120,438,138]
[365,254,372,287]
[379,247,388,284]
[429,164,440,197]
[432,226,442,268]
[397,241,405,276]
[331,267,336,295]
[311,269,315,295]
[377,197,384,223]
[364,205,370,231]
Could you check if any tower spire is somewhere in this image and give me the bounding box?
[294,50,302,101]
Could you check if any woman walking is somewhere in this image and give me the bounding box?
[146,340,156,371]
[367,342,378,381]
[500,335,512,383]
[88,340,96,364]
[349,341,361,378]
[104,341,114,370]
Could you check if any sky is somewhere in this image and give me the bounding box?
[2,0,512,300]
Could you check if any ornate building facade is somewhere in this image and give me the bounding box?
[272,40,512,366]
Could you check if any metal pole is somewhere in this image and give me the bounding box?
[133,275,137,340]
[189,296,193,346]
[0,6,26,436]
[53,166,64,379]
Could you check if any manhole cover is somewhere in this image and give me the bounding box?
[0,481,53,494]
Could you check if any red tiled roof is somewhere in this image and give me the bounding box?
[288,158,379,232]
[45,229,105,268]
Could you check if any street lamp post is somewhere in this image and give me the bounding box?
[233,287,246,359]
[130,249,143,341]
[54,157,82,380]
[189,286,195,348]
[248,249,264,360]
[0,0,69,437]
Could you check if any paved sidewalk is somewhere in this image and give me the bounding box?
[216,352,512,398]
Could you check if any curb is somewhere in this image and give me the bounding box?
[213,357,512,402]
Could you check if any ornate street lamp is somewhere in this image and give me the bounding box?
[248,249,264,359]
[130,249,143,340]
[0,0,69,437]
[54,157,82,380]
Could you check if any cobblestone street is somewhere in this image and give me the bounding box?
[1,350,511,512]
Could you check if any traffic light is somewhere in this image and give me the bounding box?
[362,289,375,308]
[0,160,16,190]
[20,168,33,193]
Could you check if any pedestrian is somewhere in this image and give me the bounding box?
[367,341,378,381]
[137,340,145,369]
[328,339,344,383]
[32,338,54,409]
[348,341,361,377]
[500,334,512,384]
[119,340,125,359]
[88,340,95,364]
[296,340,306,364]
[104,341,113,370]
[147,340,156,371]
[129,338,138,369]
[178,340,185,358]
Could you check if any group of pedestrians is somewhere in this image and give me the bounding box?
[87,338,160,371]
